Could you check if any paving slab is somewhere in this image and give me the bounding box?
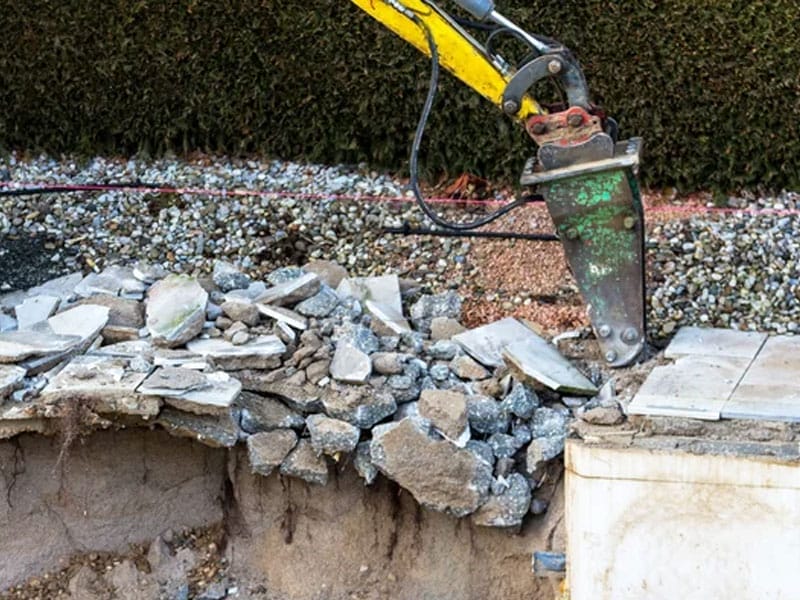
[255,272,320,306]
[0,330,79,363]
[255,304,308,330]
[723,336,800,421]
[186,335,286,370]
[503,339,597,396]
[664,326,767,361]
[138,368,241,416]
[15,295,60,329]
[627,356,751,420]
[453,317,535,368]
[365,300,411,335]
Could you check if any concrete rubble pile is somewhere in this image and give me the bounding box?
[0,259,614,528]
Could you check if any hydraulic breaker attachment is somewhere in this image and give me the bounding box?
[521,136,645,367]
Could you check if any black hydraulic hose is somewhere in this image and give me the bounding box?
[0,182,163,197]
[407,11,535,231]
[384,223,558,240]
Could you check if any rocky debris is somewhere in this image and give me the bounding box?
[329,341,371,384]
[371,417,492,517]
[247,429,298,476]
[430,316,466,341]
[41,354,159,417]
[280,439,329,485]
[146,275,208,347]
[472,473,532,528]
[306,413,360,457]
[237,391,305,433]
[212,260,251,292]
[410,291,462,334]
[256,272,321,306]
[0,259,604,528]
[418,389,469,443]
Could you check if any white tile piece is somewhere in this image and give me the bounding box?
[15,295,60,329]
[665,326,767,361]
[503,338,598,395]
[627,356,751,420]
[453,317,535,368]
[337,275,403,316]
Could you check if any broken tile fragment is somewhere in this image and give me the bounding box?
[256,304,308,330]
[138,368,241,416]
[303,260,348,289]
[186,335,285,370]
[0,365,26,399]
[247,430,298,477]
[255,272,320,306]
[279,439,329,485]
[503,339,597,396]
[453,317,534,368]
[15,295,59,329]
[0,330,79,363]
[337,275,403,315]
[146,275,208,347]
[365,300,411,336]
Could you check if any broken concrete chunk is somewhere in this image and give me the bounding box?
[418,389,469,443]
[138,368,241,416]
[15,294,59,329]
[303,260,348,288]
[212,260,252,292]
[472,473,532,528]
[266,266,304,285]
[430,317,466,341]
[501,381,540,419]
[221,300,260,326]
[186,335,286,370]
[237,391,306,433]
[467,395,510,435]
[146,275,208,348]
[466,440,495,467]
[354,441,378,485]
[337,275,403,315]
[0,365,26,399]
[503,339,597,396]
[40,354,158,417]
[370,417,492,517]
[449,354,489,380]
[247,430,298,477]
[365,300,411,336]
[306,413,360,457]
[256,303,308,330]
[295,285,340,318]
[410,291,461,334]
[371,352,406,375]
[526,437,565,474]
[157,407,240,448]
[132,261,168,284]
[280,439,329,485]
[321,385,396,429]
[329,341,371,384]
[256,272,320,307]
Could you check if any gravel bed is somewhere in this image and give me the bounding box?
[3,153,800,340]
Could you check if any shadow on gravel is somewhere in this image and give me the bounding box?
[0,235,65,290]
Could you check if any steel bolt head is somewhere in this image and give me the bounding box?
[605,350,618,363]
[503,100,520,115]
[622,328,639,344]
[531,122,547,135]
[623,216,637,229]
[567,113,583,128]
[547,60,562,74]
[597,325,612,338]
[565,228,579,240]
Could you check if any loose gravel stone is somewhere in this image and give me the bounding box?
[306,414,360,457]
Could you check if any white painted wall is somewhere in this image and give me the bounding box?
[566,440,800,600]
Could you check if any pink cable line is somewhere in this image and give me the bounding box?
[2,180,800,216]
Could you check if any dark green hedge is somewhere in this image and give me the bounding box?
[1,1,799,190]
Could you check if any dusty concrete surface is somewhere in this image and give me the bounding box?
[226,448,564,600]
[0,429,227,589]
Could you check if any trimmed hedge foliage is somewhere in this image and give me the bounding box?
[1,1,799,190]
